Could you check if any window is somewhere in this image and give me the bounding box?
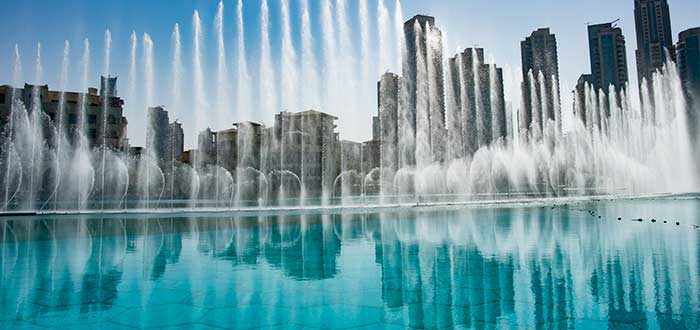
[0,93,5,104]
[88,114,97,124]
[68,114,77,124]
[88,129,97,140]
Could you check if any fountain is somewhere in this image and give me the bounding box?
[0,1,698,215]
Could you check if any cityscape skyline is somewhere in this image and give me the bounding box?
[1,0,698,147]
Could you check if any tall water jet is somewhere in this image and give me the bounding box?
[100,29,111,210]
[27,43,44,210]
[320,0,337,115]
[170,23,182,208]
[335,0,355,129]
[74,38,92,210]
[259,0,276,117]
[393,0,405,72]
[191,10,206,204]
[280,0,298,113]
[142,33,154,208]
[2,45,22,210]
[215,1,230,128]
[235,0,251,120]
[171,24,182,115]
[358,0,372,109]
[234,0,255,207]
[300,0,320,110]
[128,32,138,126]
[142,34,154,110]
[377,0,391,74]
[43,40,70,211]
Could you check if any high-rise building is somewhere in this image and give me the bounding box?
[403,15,446,165]
[677,27,700,99]
[147,106,170,166]
[377,72,400,193]
[447,48,507,158]
[588,21,629,91]
[634,0,675,86]
[521,28,561,135]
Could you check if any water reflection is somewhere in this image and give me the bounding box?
[1,197,699,329]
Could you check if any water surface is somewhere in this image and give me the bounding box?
[1,197,699,329]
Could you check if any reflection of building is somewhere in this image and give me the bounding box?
[588,21,629,92]
[521,28,561,134]
[634,0,675,86]
[447,48,507,157]
[403,15,446,165]
[0,76,128,150]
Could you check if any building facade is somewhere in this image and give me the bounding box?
[0,76,128,150]
[521,28,561,135]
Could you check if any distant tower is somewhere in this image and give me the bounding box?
[676,27,700,146]
[520,28,561,135]
[447,48,507,157]
[147,106,170,166]
[676,28,700,98]
[168,120,185,162]
[634,0,675,86]
[588,21,629,92]
[403,15,446,165]
[100,75,118,97]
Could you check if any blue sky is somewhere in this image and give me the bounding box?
[1,0,698,146]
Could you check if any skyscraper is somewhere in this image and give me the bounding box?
[634,0,675,86]
[521,28,561,135]
[403,15,446,166]
[588,21,629,92]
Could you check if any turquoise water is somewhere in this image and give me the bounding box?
[1,197,699,329]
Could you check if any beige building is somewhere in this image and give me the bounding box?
[0,76,128,151]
